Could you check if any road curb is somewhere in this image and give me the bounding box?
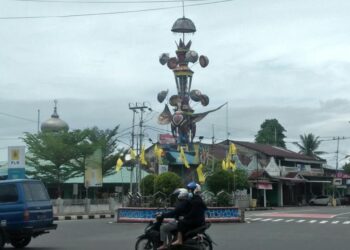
[54,214,114,221]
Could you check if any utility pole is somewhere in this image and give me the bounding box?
[128,106,138,194]
[129,102,150,194]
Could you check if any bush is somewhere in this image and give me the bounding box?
[154,172,183,196]
[140,174,156,195]
[206,169,249,194]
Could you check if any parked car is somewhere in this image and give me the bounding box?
[309,195,341,206]
[309,195,331,206]
[0,179,57,249]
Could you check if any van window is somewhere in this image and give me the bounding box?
[0,184,19,203]
[23,182,49,201]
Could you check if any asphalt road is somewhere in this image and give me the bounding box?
[11,206,350,250]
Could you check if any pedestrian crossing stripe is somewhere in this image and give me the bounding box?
[246,218,350,225]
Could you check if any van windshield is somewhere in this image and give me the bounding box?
[23,182,50,201]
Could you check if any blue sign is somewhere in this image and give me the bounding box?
[8,168,26,179]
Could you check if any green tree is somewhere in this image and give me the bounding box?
[295,133,324,156]
[86,126,123,176]
[255,119,286,148]
[140,174,157,195]
[343,162,350,174]
[23,130,92,197]
[206,169,249,194]
[154,172,182,196]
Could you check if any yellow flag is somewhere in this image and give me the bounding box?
[194,144,200,163]
[230,162,236,171]
[130,148,136,160]
[140,146,148,165]
[155,146,163,164]
[229,143,237,155]
[115,158,123,172]
[196,164,205,184]
[179,147,190,168]
[196,163,205,184]
[222,160,227,170]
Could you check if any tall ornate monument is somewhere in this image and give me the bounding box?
[157,12,224,145]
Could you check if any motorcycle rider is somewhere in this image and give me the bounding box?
[172,181,207,246]
[156,188,191,250]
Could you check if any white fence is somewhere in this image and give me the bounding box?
[52,198,122,215]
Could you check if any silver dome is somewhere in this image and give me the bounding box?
[41,103,69,133]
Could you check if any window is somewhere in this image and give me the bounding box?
[0,184,19,203]
[23,182,49,201]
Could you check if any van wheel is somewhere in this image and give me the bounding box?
[10,236,31,249]
[0,232,5,249]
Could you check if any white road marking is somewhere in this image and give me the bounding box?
[343,221,350,224]
[251,218,262,221]
[285,219,295,222]
[309,220,317,223]
[319,220,328,224]
[331,221,339,224]
[272,219,283,222]
[296,220,305,223]
[262,218,272,221]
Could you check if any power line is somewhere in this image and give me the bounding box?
[0,112,37,123]
[1,0,235,19]
[16,0,209,3]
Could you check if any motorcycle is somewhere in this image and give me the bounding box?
[135,216,214,250]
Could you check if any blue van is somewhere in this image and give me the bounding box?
[0,179,57,249]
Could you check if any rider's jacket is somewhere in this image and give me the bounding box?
[161,199,191,220]
[183,194,208,227]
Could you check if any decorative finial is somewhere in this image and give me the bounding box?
[52,99,59,118]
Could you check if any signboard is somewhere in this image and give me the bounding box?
[257,183,273,190]
[158,134,176,145]
[8,146,26,179]
[84,148,103,188]
[333,178,342,186]
[158,164,168,174]
[8,146,25,168]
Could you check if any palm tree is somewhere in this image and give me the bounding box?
[295,133,324,156]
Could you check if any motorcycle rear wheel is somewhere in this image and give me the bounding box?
[135,237,156,250]
[200,238,213,250]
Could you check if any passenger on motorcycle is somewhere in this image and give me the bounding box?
[172,182,208,246]
[156,188,191,250]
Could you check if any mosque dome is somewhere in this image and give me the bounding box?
[41,101,69,133]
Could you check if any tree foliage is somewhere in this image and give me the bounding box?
[85,126,122,176]
[206,169,249,194]
[154,172,183,196]
[255,119,286,148]
[140,174,157,196]
[296,133,324,156]
[343,162,350,174]
[22,126,123,197]
[23,130,93,196]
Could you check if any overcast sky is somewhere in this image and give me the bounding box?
[1,0,350,167]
